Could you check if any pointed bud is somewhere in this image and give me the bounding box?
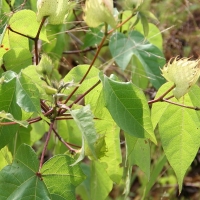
[83,0,117,28]
[161,57,200,99]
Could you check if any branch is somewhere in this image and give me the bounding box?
[52,127,80,153]
[63,43,108,54]
[163,99,200,110]
[39,121,54,171]
[35,16,47,65]
[148,85,175,104]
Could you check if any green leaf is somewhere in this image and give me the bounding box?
[109,31,165,89]
[131,56,149,89]
[135,22,163,50]
[83,27,104,49]
[151,82,173,129]
[3,48,32,73]
[0,71,21,149]
[8,126,32,155]
[100,73,156,144]
[41,155,86,200]
[83,0,116,28]
[36,54,54,76]
[62,64,100,97]
[70,105,98,164]
[143,155,167,198]
[125,133,150,179]
[97,118,122,184]
[76,164,91,200]
[22,65,51,101]
[0,26,29,49]
[37,0,76,25]
[138,12,149,36]
[158,95,200,191]
[9,9,49,42]
[16,72,40,113]
[0,144,51,199]
[0,111,28,127]
[0,146,12,170]
[90,161,113,200]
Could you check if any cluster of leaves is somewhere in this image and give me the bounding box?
[0,0,200,199]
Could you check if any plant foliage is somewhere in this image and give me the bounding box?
[0,0,200,199]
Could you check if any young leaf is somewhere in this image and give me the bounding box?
[36,54,54,76]
[158,95,200,192]
[100,73,157,144]
[0,111,28,127]
[41,155,86,199]
[109,31,165,89]
[0,144,51,199]
[70,105,98,164]
[16,72,40,113]
[22,65,51,101]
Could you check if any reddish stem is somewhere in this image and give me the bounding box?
[148,85,175,104]
[39,121,54,171]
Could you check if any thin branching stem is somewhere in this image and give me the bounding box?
[163,99,200,110]
[52,127,79,152]
[148,84,175,104]
[35,16,47,65]
[39,121,54,171]
[63,43,108,54]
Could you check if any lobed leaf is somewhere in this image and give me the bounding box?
[0,144,51,199]
[41,155,86,199]
[109,31,165,89]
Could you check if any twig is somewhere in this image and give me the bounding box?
[63,43,108,54]
[35,16,47,65]
[39,121,54,171]
[52,127,79,152]
[69,80,101,108]
[5,0,14,12]
[60,24,108,110]
[7,25,34,40]
[163,99,200,110]
[148,85,175,104]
